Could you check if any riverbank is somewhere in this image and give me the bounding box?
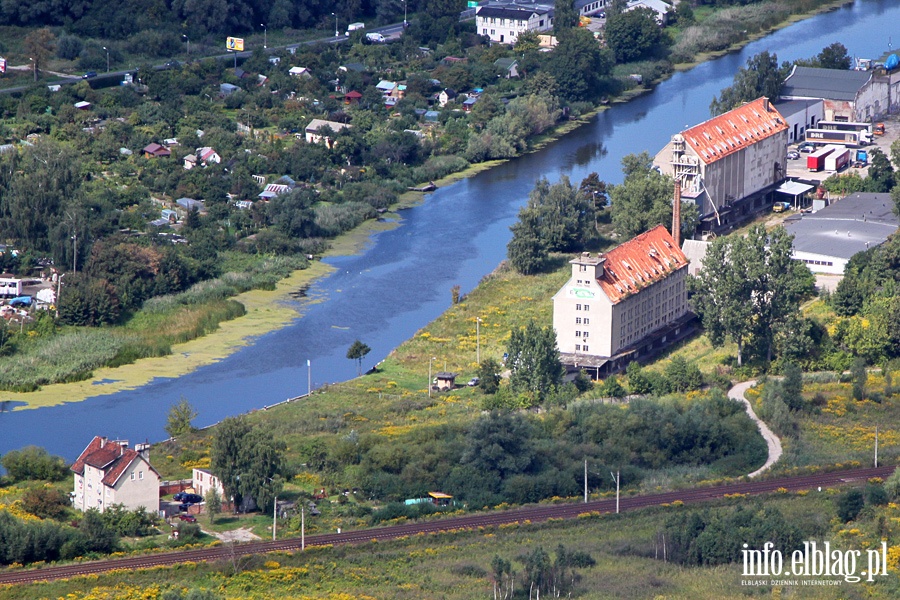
[2,0,853,409]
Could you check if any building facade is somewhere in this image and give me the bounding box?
[552,225,689,365]
[475,4,553,44]
[71,437,160,513]
[653,97,788,233]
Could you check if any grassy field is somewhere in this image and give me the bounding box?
[4,489,900,600]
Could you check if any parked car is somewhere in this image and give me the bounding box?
[164,60,181,70]
[174,492,202,504]
[365,32,385,43]
[82,71,97,79]
[798,142,816,153]
[178,514,197,522]
[786,150,800,160]
[467,377,480,387]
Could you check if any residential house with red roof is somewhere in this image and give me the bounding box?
[71,437,160,513]
[142,143,171,158]
[552,225,691,375]
[653,97,788,234]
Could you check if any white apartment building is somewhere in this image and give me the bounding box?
[476,4,553,44]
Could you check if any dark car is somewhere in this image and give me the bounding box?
[82,71,97,79]
[178,514,197,522]
[164,60,181,70]
[798,142,816,153]
[183,493,203,504]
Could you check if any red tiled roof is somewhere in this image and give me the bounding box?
[597,225,688,304]
[345,90,362,98]
[681,97,787,165]
[71,436,161,487]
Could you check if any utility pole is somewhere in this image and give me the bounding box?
[307,359,311,397]
[428,357,436,398]
[875,425,879,468]
[584,459,588,503]
[273,494,277,541]
[261,23,267,48]
[72,233,77,272]
[610,470,620,514]
[301,506,305,550]
[333,12,338,37]
[103,46,109,72]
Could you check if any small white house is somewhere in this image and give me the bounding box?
[304,119,352,148]
[289,66,312,78]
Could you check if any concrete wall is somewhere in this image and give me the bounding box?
[792,251,846,275]
[856,70,900,121]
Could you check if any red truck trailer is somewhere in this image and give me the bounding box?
[807,146,834,171]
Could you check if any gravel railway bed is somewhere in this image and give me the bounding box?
[0,465,892,586]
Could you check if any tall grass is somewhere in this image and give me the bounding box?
[0,330,131,391]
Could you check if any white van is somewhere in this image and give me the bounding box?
[366,32,385,43]
[346,22,365,35]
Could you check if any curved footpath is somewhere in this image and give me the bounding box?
[730,379,783,478]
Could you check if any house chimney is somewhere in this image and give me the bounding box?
[763,97,770,112]
[672,178,682,248]
[135,443,150,461]
[99,436,107,448]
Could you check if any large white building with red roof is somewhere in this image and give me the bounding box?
[71,437,160,513]
[552,225,690,373]
[653,97,789,233]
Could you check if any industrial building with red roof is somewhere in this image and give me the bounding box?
[552,225,693,376]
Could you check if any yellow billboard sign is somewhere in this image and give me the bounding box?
[226,37,244,51]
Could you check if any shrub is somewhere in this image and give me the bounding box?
[836,489,865,522]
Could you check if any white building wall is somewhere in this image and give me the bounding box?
[792,251,846,275]
[111,459,160,512]
[553,258,689,359]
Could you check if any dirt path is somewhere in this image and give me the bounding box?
[7,64,75,78]
[729,380,783,478]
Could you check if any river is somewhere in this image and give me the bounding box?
[2,0,899,461]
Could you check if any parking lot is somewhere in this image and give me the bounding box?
[784,114,900,183]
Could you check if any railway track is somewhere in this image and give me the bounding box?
[0,465,892,586]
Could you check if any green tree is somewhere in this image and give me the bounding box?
[866,148,895,193]
[477,357,502,394]
[21,487,71,520]
[545,28,612,102]
[507,206,550,275]
[604,8,664,63]
[165,397,198,439]
[692,225,813,365]
[1,446,68,482]
[816,42,852,70]
[609,152,675,239]
[205,488,222,524]
[210,417,286,512]
[836,489,865,522]
[80,508,119,554]
[346,339,372,376]
[710,51,789,115]
[23,28,56,80]
[507,320,564,402]
[599,375,626,398]
[553,0,579,37]
[781,361,804,411]
[665,356,703,392]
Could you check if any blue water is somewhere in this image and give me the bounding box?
[3,0,899,461]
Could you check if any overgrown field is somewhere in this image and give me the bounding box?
[5,489,900,600]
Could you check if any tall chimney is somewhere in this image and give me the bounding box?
[672,178,682,248]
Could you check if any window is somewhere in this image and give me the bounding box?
[491,29,495,35]
[576,317,582,324]
[583,345,589,352]
[139,471,144,480]
[583,332,589,338]
[130,473,135,481]
[584,318,590,325]
[576,304,582,311]
[579,264,587,272]
[584,304,590,312]
[575,331,581,337]
[575,344,581,351]
[483,28,487,34]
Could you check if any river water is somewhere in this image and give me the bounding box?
[3,0,899,460]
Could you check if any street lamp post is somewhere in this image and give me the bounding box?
[403,0,408,26]
[182,35,190,56]
[261,23,267,48]
[476,317,482,364]
[30,58,35,82]
[103,46,109,73]
[428,356,436,398]
[333,13,338,37]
